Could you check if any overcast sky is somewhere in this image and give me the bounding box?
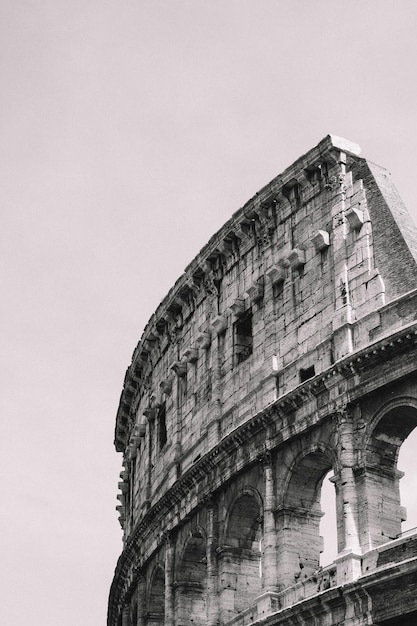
[2,1,417,624]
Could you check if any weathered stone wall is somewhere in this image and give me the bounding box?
[110,136,417,626]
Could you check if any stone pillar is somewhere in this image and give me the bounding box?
[260,452,279,591]
[206,496,219,626]
[275,507,323,587]
[208,315,227,447]
[256,451,282,619]
[334,405,362,584]
[122,604,131,626]
[164,532,175,626]
[136,575,146,626]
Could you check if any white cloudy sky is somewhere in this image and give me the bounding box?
[2,1,417,624]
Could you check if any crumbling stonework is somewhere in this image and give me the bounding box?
[109,136,417,626]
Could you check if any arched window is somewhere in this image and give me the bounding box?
[398,428,417,532]
[365,402,417,547]
[319,471,338,566]
[221,492,262,617]
[147,566,165,626]
[175,532,207,626]
[278,449,334,585]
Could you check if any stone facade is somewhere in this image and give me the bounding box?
[108,136,417,626]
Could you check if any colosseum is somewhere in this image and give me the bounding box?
[108,135,417,626]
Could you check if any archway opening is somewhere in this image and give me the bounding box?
[281,450,334,583]
[147,566,165,626]
[223,493,262,615]
[176,533,207,626]
[366,405,417,545]
[398,424,417,534]
[320,471,337,566]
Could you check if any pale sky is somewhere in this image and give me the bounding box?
[2,1,417,624]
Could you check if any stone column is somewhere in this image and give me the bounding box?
[205,495,219,626]
[164,532,175,626]
[334,405,362,584]
[208,314,227,448]
[122,604,131,626]
[136,575,146,626]
[260,452,279,591]
[256,451,282,619]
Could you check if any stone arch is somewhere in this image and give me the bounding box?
[147,564,165,626]
[175,528,207,626]
[277,443,336,585]
[220,489,263,619]
[362,397,417,547]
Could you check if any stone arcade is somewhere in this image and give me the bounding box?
[108,136,417,626]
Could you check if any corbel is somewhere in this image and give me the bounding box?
[195,330,211,349]
[346,206,364,230]
[287,248,306,269]
[143,407,157,421]
[265,265,286,285]
[160,376,173,395]
[246,279,264,303]
[228,297,246,318]
[182,347,199,363]
[210,315,228,335]
[170,360,187,378]
[310,230,330,251]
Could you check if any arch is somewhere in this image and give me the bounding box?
[365,397,417,468]
[223,487,263,549]
[277,444,336,585]
[283,444,336,511]
[220,490,263,618]
[147,564,165,626]
[362,397,417,547]
[175,530,207,626]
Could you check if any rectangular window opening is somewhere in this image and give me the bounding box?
[234,310,253,365]
[158,404,167,450]
[300,365,315,383]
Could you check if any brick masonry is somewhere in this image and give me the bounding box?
[109,136,417,626]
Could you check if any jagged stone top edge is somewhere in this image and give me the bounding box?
[115,134,362,444]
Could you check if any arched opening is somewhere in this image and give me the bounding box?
[319,470,338,566]
[147,566,165,626]
[175,532,207,626]
[277,449,334,585]
[398,428,417,533]
[221,493,262,618]
[365,404,417,547]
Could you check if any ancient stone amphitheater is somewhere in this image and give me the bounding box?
[108,136,417,626]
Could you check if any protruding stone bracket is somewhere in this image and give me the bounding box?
[143,407,158,421]
[265,265,285,285]
[219,238,234,256]
[229,298,246,318]
[211,315,227,335]
[246,279,264,303]
[287,248,306,270]
[160,376,173,395]
[126,444,137,460]
[170,360,187,378]
[311,230,330,251]
[182,347,199,363]
[195,330,211,349]
[346,207,364,230]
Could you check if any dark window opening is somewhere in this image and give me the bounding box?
[273,282,284,299]
[234,310,253,365]
[158,404,167,450]
[300,365,315,382]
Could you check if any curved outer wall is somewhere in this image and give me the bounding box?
[109,136,417,626]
